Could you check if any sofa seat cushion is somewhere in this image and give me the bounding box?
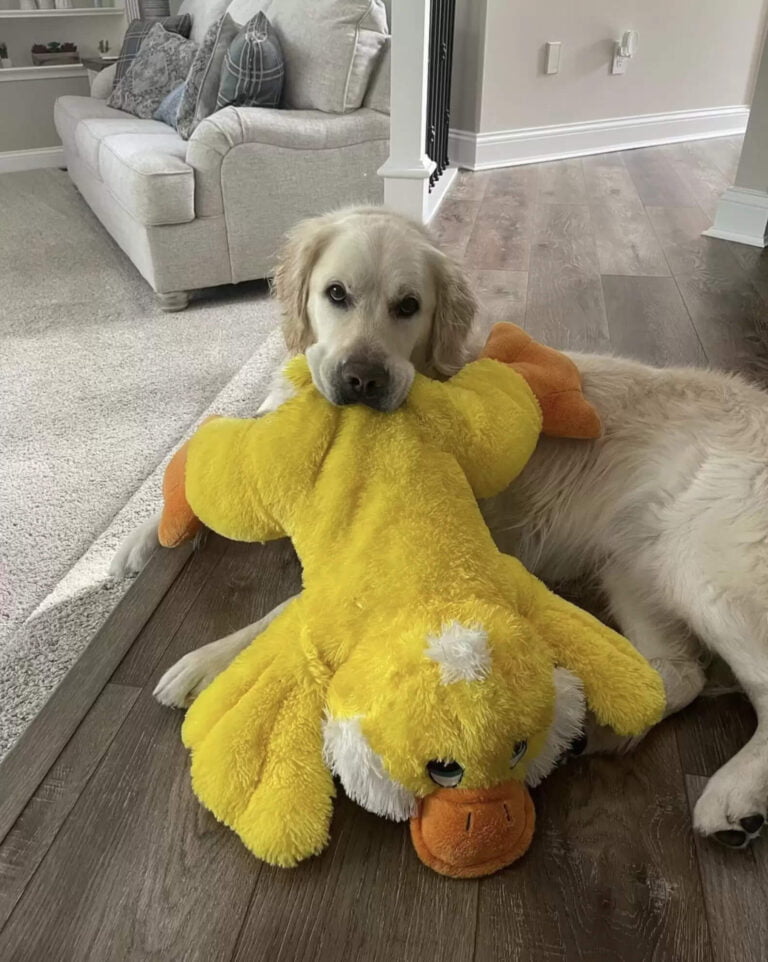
[96,133,195,226]
[54,95,131,152]
[75,117,173,176]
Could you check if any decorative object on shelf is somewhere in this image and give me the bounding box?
[0,41,11,68]
[37,0,55,9]
[19,0,38,10]
[31,41,80,65]
[97,39,111,54]
[54,0,74,8]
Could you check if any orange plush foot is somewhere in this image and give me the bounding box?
[481,323,602,439]
[158,415,221,548]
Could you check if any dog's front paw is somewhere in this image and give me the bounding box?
[153,648,225,709]
[110,516,161,578]
[693,760,768,848]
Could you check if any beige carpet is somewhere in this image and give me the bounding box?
[0,168,286,760]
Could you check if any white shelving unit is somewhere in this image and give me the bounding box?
[0,8,124,17]
[0,62,86,80]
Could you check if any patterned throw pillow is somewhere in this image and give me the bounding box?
[176,13,240,140]
[216,12,284,113]
[107,24,197,120]
[112,14,191,86]
[153,81,186,127]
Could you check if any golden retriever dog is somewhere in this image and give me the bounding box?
[113,206,768,851]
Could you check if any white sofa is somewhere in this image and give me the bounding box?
[54,0,391,309]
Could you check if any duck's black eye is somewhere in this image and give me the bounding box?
[327,283,348,306]
[510,740,528,768]
[426,759,464,788]
[396,295,420,318]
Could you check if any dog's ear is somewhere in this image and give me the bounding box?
[272,215,333,354]
[427,251,479,377]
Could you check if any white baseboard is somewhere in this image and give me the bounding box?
[425,165,458,223]
[703,186,768,248]
[449,105,749,170]
[0,146,65,173]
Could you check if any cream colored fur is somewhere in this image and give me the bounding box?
[115,206,768,848]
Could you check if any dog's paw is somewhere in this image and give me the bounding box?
[693,763,768,848]
[110,516,160,578]
[153,648,225,709]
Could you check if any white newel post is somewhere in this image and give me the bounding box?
[378,0,436,223]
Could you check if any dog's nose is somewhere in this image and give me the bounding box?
[340,359,390,407]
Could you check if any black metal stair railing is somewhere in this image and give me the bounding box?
[425,0,457,190]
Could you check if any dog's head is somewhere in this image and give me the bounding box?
[273,206,478,411]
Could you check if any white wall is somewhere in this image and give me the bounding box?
[453,0,768,136]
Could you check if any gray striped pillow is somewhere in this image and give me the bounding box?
[216,12,284,112]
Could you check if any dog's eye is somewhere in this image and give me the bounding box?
[510,740,527,768]
[426,759,464,788]
[327,283,347,305]
[396,295,420,318]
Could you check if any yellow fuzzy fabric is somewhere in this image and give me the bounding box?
[180,357,665,867]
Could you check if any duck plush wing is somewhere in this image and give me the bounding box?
[172,358,329,544]
[413,358,543,499]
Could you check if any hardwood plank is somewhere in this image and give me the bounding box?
[646,206,726,276]
[726,242,768,304]
[660,142,731,217]
[0,683,139,929]
[537,159,587,205]
[589,202,670,276]
[430,197,482,262]
[525,204,610,351]
[463,167,538,271]
[232,794,478,962]
[468,269,528,329]
[582,153,643,206]
[582,153,670,276]
[0,541,193,846]
[674,263,768,379]
[696,136,742,182]
[449,168,492,202]
[0,537,298,962]
[111,533,229,687]
[622,147,700,208]
[686,775,768,962]
[474,726,712,962]
[672,694,756,778]
[601,275,706,366]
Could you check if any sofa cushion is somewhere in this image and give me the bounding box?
[97,133,195,226]
[75,116,172,175]
[178,0,231,45]
[54,95,130,153]
[176,12,240,140]
[113,14,192,86]
[216,12,284,112]
[226,0,388,113]
[108,23,198,119]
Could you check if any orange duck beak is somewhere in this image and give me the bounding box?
[410,780,535,879]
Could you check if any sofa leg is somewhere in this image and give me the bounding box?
[156,290,190,312]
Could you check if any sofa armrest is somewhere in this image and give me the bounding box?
[186,106,390,217]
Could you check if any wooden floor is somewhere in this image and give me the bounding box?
[2,137,768,962]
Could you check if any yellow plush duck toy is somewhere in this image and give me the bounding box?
[160,350,664,878]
